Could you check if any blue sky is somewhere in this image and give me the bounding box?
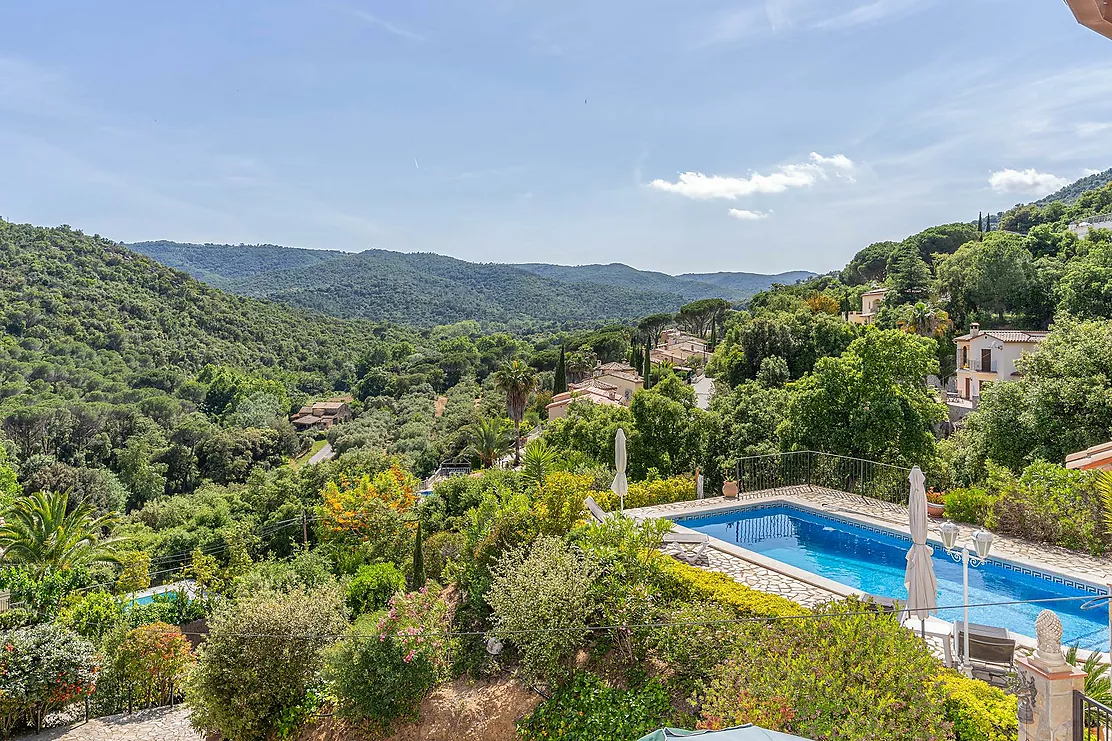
[2,1,1112,274]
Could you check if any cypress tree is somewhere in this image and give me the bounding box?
[412,520,426,588]
[554,345,567,395]
[709,322,717,351]
[643,347,652,389]
[978,212,983,233]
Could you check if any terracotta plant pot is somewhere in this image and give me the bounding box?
[926,502,945,518]
[722,480,739,499]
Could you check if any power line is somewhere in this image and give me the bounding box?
[142,592,1112,642]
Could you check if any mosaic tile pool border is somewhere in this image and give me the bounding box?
[673,500,1110,596]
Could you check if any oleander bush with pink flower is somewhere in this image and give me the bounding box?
[323,584,455,733]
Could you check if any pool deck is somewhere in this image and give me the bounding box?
[627,485,1112,660]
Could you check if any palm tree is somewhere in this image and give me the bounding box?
[466,417,512,468]
[494,360,538,466]
[900,302,951,338]
[0,490,123,578]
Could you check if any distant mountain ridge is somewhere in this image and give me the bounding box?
[129,241,816,327]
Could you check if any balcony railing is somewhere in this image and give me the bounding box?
[973,360,997,373]
[735,450,913,504]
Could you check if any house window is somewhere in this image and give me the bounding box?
[960,346,968,368]
[980,348,992,373]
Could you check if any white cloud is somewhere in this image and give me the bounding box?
[987,168,1070,195]
[813,0,924,30]
[728,208,770,220]
[343,8,424,41]
[648,152,855,200]
[1076,122,1112,138]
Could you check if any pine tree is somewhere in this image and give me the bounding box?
[554,345,567,395]
[412,520,426,588]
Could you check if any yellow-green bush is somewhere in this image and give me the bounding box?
[937,670,1018,741]
[654,555,807,618]
[594,476,696,511]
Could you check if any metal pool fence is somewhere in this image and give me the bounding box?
[735,450,912,504]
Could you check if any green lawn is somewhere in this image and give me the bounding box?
[290,439,327,469]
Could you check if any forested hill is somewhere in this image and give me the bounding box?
[514,263,814,302]
[222,249,693,327]
[130,240,345,289]
[679,270,817,295]
[1034,167,1112,207]
[0,220,384,407]
[129,241,815,326]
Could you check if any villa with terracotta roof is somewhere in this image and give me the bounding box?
[546,362,645,419]
[290,399,354,431]
[847,287,886,325]
[652,329,709,366]
[953,322,1047,403]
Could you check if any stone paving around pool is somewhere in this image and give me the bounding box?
[630,485,1112,662]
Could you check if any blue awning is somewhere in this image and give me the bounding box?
[636,726,811,741]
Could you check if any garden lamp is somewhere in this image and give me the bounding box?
[938,521,993,676]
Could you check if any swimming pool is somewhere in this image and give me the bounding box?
[676,504,1110,650]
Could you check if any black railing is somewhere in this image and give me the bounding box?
[1075,691,1112,741]
[735,451,913,504]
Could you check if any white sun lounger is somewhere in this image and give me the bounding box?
[584,496,612,523]
[662,530,709,559]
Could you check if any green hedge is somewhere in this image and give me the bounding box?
[937,670,1018,741]
[594,476,696,511]
[654,555,808,618]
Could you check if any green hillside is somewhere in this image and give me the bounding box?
[1034,167,1112,207]
[0,220,384,407]
[679,270,815,295]
[224,249,691,327]
[129,240,346,288]
[130,243,815,325]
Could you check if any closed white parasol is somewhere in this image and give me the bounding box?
[904,465,939,624]
[612,428,628,513]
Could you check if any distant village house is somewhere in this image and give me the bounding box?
[290,398,354,431]
[953,323,1047,403]
[546,362,644,420]
[847,287,886,325]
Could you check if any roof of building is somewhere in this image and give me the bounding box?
[572,378,620,392]
[292,414,324,425]
[953,330,1049,343]
[546,385,624,410]
[861,287,887,296]
[312,401,348,410]
[1064,0,1112,41]
[597,369,644,384]
[1066,441,1112,470]
[597,361,638,373]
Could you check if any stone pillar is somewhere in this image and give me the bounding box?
[1016,610,1086,741]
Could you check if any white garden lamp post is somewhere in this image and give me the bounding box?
[939,521,994,676]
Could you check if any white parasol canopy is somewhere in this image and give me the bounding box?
[904,466,939,622]
[612,428,628,512]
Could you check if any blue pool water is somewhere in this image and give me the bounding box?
[678,505,1110,650]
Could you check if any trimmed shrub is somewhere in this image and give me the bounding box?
[346,562,406,616]
[991,461,1108,554]
[111,622,194,708]
[532,471,592,535]
[938,670,1018,741]
[185,587,348,741]
[943,487,997,526]
[0,624,99,736]
[56,591,124,643]
[487,536,600,683]
[518,672,681,741]
[652,600,742,683]
[697,597,950,740]
[655,555,807,618]
[593,476,696,511]
[324,586,454,732]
